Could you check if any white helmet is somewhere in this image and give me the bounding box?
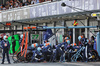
[3,36,8,41]
[20,34,23,39]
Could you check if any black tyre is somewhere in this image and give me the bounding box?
[17,52,25,61]
[92,50,99,61]
[26,52,33,62]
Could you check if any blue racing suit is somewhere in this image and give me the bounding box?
[31,50,44,62]
[81,38,89,62]
[1,40,10,63]
[42,45,52,61]
[52,42,67,62]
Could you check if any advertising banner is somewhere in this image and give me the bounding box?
[0,0,99,22]
[22,8,30,19]
[2,8,30,22]
[2,12,8,22]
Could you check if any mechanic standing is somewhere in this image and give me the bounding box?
[81,34,89,62]
[1,35,11,64]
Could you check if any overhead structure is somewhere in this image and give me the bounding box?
[41,26,100,29]
[0,10,100,28]
[91,13,100,20]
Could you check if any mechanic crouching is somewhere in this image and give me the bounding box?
[42,41,52,62]
[31,47,44,62]
[52,42,67,62]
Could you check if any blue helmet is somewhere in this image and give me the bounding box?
[31,44,34,48]
[85,39,89,44]
[3,36,7,41]
[66,40,70,44]
[87,39,89,43]
[78,36,82,41]
[44,42,51,47]
[31,43,38,48]
[49,43,51,46]
[36,43,38,47]
[37,47,41,52]
[65,37,69,40]
[44,43,46,46]
[20,34,23,39]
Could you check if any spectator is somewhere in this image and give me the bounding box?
[9,0,13,9]
[45,0,52,1]
[0,0,58,10]
[17,0,22,7]
[23,0,27,3]
[31,0,37,4]
[23,0,28,6]
[14,1,19,8]
[37,0,40,3]
[27,0,32,5]
[39,0,45,3]
[19,3,23,7]
[0,5,1,10]
[2,5,6,10]
[5,1,10,9]
[0,4,3,10]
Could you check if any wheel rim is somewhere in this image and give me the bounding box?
[26,52,33,62]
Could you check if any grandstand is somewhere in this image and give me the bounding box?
[0,0,60,10]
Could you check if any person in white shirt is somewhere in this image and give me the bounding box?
[31,0,37,4]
